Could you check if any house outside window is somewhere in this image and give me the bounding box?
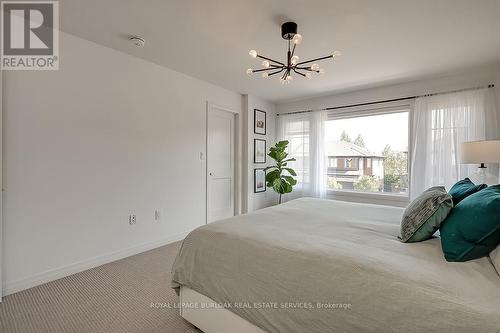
[326,142,385,191]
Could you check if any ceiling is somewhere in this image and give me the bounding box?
[60,0,500,103]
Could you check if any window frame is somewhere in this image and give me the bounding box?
[332,157,359,171]
[366,158,372,168]
[325,100,413,206]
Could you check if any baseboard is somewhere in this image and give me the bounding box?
[3,230,190,297]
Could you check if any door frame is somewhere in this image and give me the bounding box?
[205,102,241,224]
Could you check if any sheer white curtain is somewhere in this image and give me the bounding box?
[410,88,499,199]
[277,110,327,201]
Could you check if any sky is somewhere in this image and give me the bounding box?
[325,112,408,155]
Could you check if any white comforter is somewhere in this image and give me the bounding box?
[172,198,500,332]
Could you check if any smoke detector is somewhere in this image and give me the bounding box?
[129,36,145,48]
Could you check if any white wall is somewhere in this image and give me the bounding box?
[2,32,244,295]
[242,95,278,213]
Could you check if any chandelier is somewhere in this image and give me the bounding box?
[246,22,341,84]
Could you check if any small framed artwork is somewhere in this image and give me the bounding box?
[254,109,266,135]
[254,139,266,164]
[254,168,266,193]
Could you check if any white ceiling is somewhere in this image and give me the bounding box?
[60,0,500,103]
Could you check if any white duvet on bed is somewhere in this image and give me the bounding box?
[172,198,500,333]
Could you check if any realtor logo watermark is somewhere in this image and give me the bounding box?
[1,1,59,70]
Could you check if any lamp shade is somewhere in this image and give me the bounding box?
[459,140,500,164]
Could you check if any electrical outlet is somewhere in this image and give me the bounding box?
[154,210,161,222]
[129,214,137,225]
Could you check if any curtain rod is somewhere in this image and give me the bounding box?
[277,84,495,116]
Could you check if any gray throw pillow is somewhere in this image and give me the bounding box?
[400,186,453,243]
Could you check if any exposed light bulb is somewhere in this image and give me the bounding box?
[249,49,257,58]
[286,75,293,81]
[310,63,320,71]
[246,68,253,76]
[261,72,269,78]
[280,78,287,85]
[332,50,342,57]
[292,34,302,45]
[318,68,325,74]
[262,60,270,68]
[305,72,312,80]
[290,55,300,65]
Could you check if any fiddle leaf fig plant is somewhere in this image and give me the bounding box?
[264,140,297,204]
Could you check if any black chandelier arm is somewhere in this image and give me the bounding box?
[268,68,285,77]
[296,54,333,66]
[252,67,283,73]
[281,68,291,80]
[292,68,306,77]
[295,66,320,73]
[291,43,296,58]
[256,54,285,66]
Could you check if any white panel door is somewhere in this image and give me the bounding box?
[207,107,235,223]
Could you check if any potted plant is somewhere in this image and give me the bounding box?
[265,140,297,204]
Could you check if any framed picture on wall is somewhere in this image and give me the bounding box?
[254,139,266,164]
[254,168,266,193]
[254,109,266,135]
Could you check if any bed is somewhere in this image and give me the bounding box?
[171,198,500,333]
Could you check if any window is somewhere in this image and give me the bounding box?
[278,103,411,203]
[409,88,496,198]
[325,111,409,195]
[428,103,468,184]
[335,157,359,170]
[282,118,310,188]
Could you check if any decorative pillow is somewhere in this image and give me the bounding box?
[491,245,500,275]
[448,177,487,206]
[399,186,453,243]
[440,185,500,262]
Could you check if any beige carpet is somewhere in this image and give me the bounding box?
[0,241,201,333]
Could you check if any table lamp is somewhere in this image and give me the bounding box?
[460,140,500,184]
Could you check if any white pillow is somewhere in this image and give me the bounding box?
[491,245,500,275]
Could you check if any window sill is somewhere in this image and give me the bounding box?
[326,189,410,207]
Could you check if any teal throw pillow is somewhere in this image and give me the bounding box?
[448,178,487,206]
[440,185,500,262]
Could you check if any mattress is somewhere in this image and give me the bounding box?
[171,198,500,332]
